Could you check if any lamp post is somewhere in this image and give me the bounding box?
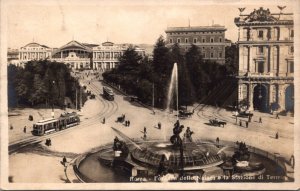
[51,80,55,118]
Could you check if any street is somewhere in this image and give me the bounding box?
[8,70,294,183]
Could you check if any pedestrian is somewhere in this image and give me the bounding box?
[23,126,26,133]
[158,122,161,129]
[144,127,147,134]
[246,121,248,128]
[276,113,280,119]
[259,117,262,123]
[128,120,130,126]
[216,137,219,144]
[10,125,13,130]
[275,132,279,139]
[239,120,242,127]
[62,156,67,167]
[249,114,253,122]
[103,117,106,124]
[248,115,251,122]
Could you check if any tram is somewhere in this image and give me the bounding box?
[103,86,114,101]
[32,112,80,136]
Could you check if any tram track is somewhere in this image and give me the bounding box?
[9,77,119,155]
[196,104,293,140]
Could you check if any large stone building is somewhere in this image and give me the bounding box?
[92,42,145,71]
[8,40,145,71]
[16,42,52,67]
[235,7,294,112]
[51,40,94,69]
[165,25,227,64]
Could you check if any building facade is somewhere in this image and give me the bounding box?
[51,40,93,69]
[165,25,227,64]
[92,42,146,71]
[92,42,126,71]
[235,7,294,112]
[8,41,145,71]
[17,42,52,67]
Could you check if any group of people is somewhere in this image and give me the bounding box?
[239,120,249,128]
[236,141,248,151]
[124,120,130,127]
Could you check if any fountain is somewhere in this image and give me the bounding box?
[72,63,286,183]
[166,62,178,118]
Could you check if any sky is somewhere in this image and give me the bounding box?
[4,0,295,49]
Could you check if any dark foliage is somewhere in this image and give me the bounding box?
[8,60,86,109]
[103,36,238,109]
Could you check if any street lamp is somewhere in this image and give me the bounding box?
[51,80,55,118]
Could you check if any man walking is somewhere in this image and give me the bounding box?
[259,117,262,123]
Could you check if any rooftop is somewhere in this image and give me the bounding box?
[165,25,226,33]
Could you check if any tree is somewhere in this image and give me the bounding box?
[185,45,204,100]
[153,36,172,75]
[225,43,239,75]
[29,74,47,105]
[118,46,143,74]
[8,60,85,109]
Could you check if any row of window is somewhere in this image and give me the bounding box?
[257,46,294,54]
[168,31,224,35]
[169,37,223,44]
[244,28,294,40]
[21,47,48,50]
[254,61,294,74]
[202,52,223,58]
[243,46,294,55]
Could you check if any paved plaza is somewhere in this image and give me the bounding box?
[8,72,294,183]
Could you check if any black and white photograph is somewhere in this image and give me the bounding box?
[0,0,299,190]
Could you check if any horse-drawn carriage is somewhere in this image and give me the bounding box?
[178,109,194,118]
[116,115,125,123]
[209,118,227,127]
[238,111,254,118]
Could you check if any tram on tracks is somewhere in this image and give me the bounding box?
[103,86,114,101]
[32,112,80,136]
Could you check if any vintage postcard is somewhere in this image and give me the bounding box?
[0,0,299,190]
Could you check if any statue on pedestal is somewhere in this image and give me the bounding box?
[170,120,184,148]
